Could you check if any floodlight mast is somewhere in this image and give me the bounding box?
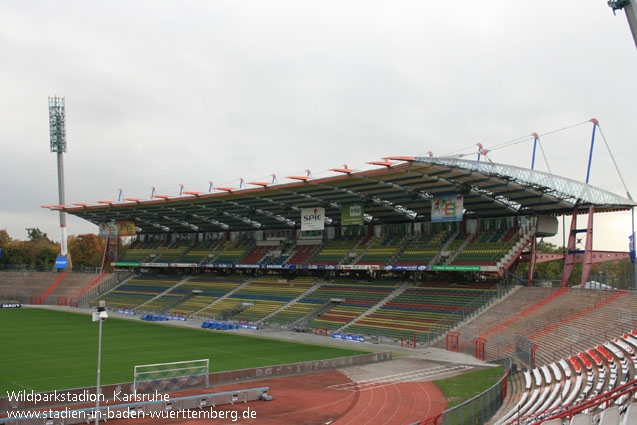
[49,96,68,256]
[609,0,637,50]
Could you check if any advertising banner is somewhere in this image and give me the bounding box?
[431,265,481,272]
[384,265,428,271]
[431,194,463,222]
[55,257,68,269]
[331,333,365,342]
[117,220,136,236]
[98,221,118,237]
[341,204,364,226]
[301,207,325,231]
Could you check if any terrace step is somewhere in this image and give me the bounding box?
[496,229,535,274]
[257,281,322,325]
[339,237,367,266]
[159,291,198,314]
[294,300,339,328]
[136,277,189,310]
[35,272,67,304]
[334,285,406,333]
[442,237,471,265]
[220,301,252,320]
[350,236,378,264]
[87,273,136,304]
[190,279,251,316]
[429,232,458,266]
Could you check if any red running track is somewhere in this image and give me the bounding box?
[110,369,447,425]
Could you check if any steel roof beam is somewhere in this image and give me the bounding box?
[197,204,262,229]
[135,215,171,232]
[319,181,418,221]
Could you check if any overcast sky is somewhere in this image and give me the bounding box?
[1,0,636,251]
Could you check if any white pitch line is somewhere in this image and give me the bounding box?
[10,381,35,391]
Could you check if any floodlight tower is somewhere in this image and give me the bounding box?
[49,96,68,256]
[609,0,637,50]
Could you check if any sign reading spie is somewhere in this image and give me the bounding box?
[301,207,325,231]
[431,194,463,222]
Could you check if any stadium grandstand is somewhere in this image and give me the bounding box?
[22,154,636,424]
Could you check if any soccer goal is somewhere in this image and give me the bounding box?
[133,359,209,394]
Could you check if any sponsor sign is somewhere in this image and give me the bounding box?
[117,220,136,236]
[140,262,169,267]
[341,204,364,226]
[431,194,463,222]
[340,264,380,271]
[98,220,136,237]
[112,261,140,267]
[210,263,233,268]
[384,265,428,271]
[630,233,635,264]
[307,264,336,270]
[431,265,481,271]
[98,221,118,237]
[301,207,325,231]
[54,257,68,269]
[239,324,259,330]
[170,263,200,268]
[331,333,365,342]
[1,302,21,309]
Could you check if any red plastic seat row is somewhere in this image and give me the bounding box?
[577,352,592,370]
[569,355,582,374]
[596,345,614,363]
[587,349,603,367]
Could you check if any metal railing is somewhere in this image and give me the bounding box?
[75,271,132,306]
[425,358,512,425]
[452,286,636,363]
[0,265,100,273]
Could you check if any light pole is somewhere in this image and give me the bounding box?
[93,301,108,425]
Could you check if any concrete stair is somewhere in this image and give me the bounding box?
[190,279,251,316]
[257,281,323,325]
[136,277,189,310]
[334,285,406,333]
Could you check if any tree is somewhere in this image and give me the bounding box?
[26,228,49,241]
[516,241,565,282]
[69,234,105,268]
[0,229,10,246]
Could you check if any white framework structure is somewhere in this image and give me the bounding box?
[133,358,209,394]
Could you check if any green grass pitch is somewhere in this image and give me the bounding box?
[0,308,369,393]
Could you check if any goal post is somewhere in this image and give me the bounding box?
[133,359,209,394]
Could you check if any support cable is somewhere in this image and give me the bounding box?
[441,120,590,158]
[596,123,633,200]
[537,139,553,174]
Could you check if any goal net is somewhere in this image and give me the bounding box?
[133,359,209,394]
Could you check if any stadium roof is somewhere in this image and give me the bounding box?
[57,157,635,234]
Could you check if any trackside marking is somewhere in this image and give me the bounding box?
[329,365,473,392]
[328,365,451,388]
